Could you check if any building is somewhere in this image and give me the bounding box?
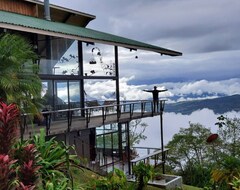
[0,0,182,174]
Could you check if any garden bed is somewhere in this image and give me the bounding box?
[149,174,182,189]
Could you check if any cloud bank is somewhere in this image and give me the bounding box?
[137,109,240,147]
[84,77,240,102]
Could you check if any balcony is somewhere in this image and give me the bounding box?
[21,100,166,139]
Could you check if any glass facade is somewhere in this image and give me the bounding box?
[96,123,129,172]
[38,35,82,115]
[37,35,117,113]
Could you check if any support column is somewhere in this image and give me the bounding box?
[118,123,123,161]
[126,122,131,175]
[114,46,120,111]
[111,131,114,171]
[78,41,85,117]
[160,100,165,174]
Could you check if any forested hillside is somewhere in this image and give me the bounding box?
[165,94,240,114]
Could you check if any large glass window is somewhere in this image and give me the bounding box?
[96,123,128,170]
[41,80,81,113]
[38,35,79,76]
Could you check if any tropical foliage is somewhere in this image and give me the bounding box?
[166,116,240,190]
[86,168,131,190]
[216,115,240,157]
[0,102,40,189]
[0,101,82,189]
[132,161,154,190]
[32,129,82,190]
[0,33,42,114]
[166,123,212,175]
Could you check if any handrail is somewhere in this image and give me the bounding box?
[21,100,166,138]
[130,147,169,175]
[131,148,169,163]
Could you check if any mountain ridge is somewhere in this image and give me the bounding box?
[165,94,240,115]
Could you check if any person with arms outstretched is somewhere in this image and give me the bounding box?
[143,86,167,112]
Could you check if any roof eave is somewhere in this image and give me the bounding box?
[0,22,182,56]
[0,9,182,56]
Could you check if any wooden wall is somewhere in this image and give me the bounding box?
[0,0,37,17]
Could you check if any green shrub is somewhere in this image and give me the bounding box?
[132,162,154,190]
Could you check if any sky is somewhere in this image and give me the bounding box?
[45,0,240,102]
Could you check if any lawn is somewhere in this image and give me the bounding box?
[183,185,203,190]
[145,184,202,190]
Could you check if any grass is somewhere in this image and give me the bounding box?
[183,185,203,190]
[71,167,95,189]
[145,184,202,190]
[145,185,203,190]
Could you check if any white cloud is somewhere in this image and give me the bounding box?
[84,77,151,101]
[137,109,240,147]
[55,76,240,103]
[166,78,240,101]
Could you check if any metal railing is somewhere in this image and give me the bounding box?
[130,147,169,175]
[21,100,166,138]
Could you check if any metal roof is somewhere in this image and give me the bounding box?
[0,10,182,56]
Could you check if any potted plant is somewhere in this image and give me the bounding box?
[132,161,154,190]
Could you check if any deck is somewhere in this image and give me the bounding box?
[22,100,166,138]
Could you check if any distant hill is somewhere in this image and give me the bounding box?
[165,94,240,115]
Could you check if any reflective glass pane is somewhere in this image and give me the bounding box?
[83,43,115,76]
[55,81,68,110]
[38,36,78,75]
[69,81,80,108]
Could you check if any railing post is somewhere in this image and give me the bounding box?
[126,122,131,175]
[43,110,51,136]
[123,101,126,112]
[85,108,90,128]
[141,101,146,117]
[130,103,134,118]
[102,107,105,125]
[117,104,121,121]
[67,110,73,132]
[151,101,154,116]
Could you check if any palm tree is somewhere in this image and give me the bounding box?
[0,33,42,114]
